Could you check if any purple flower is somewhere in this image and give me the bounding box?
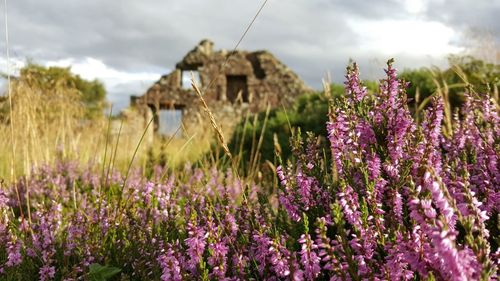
[268,241,291,278]
[296,168,313,210]
[39,265,55,281]
[384,234,414,280]
[327,109,351,176]
[6,239,22,267]
[277,165,288,187]
[158,246,182,281]
[344,63,367,102]
[252,232,272,275]
[418,173,455,228]
[338,185,362,230]
[430,228,470,280]
[184,222,207,274]
[298,234,321,280]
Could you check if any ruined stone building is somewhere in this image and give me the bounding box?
[131,39,311,136]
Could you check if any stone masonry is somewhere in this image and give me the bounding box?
[131,39,312,135]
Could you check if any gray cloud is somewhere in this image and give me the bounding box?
[1,0,497,109]
[424,0,499,38]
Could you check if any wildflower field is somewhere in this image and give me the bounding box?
[0,60,498,280]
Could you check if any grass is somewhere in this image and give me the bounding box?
[0,77,154,181]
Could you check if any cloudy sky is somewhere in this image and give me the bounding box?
[1,0,498,111]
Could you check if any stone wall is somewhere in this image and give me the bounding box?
[131,39,312,135]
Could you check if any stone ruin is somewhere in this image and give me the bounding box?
[131,39,312,136]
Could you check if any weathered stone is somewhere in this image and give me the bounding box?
[131,39,312,136]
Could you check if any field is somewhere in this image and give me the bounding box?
[0,57,498,281]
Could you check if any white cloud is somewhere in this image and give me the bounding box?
[404,0,429,14]
[348,19,463,58]
[46,57,161,88]
[46,57,162,111]
[0,57,161,111]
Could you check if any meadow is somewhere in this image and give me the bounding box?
[0,58,498,280]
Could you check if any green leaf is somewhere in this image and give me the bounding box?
[89,263,122,281]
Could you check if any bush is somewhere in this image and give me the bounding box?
[276,60,499,279]
[229,87,345,168]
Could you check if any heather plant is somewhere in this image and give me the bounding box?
[0,61,498,280]
[277,59,499,280]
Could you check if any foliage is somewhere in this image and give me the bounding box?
[2,63,107,119]
[228,77,379,167]
[400,55,499,112]
[0,61,497,280]
[229,89,335,167]
[88,264,121,281]
[445,55,499,92]
[231,55,499,168]
[399,67,436,105]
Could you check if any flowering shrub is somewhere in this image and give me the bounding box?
[0,60,498,280]
[277,60,499,280]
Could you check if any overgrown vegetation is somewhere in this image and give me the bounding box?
[230,55,499,166]
[0,60,497,280]
[1,64,107,119]
[0,64,150,180]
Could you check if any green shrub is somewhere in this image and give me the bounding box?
[229,90,333,166]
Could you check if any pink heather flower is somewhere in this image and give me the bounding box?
[279,192,301,222]
[327,109,351,176]
[414,97,444,175]
[430,228,470,280]
[6,239,22,267]
[65,213,85,256]
[296,168,312,210]
[392,190,404,225]
[384,234,414,280]
[223,208,238,239]
[348,232,377,276]
[355,119,376,151]
[207,241,229,279]
[277,165,302,221]
[231,252,248,277]
[143,181,155,205]
[305,137,320,170]
[184,223,207,274]
[298,234,321,280]
[387,109,414,170]
[425,97,444,148]
[366,152,382,180]
[338,185,362,230]
[252,232,292,278]
[158,247,182,281]
[269,241,291,278]
[39,265,55,281]
[252,232,272,275]
[379,60,400,110]
[374,61,416,181]
[400,225,433,276]
[345,63,367,102]
[421,199,437,219]
[277,165,288,187]
[427,179,455,227]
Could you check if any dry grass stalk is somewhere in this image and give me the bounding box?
[190,72,233,161]
[322,71,332,99]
